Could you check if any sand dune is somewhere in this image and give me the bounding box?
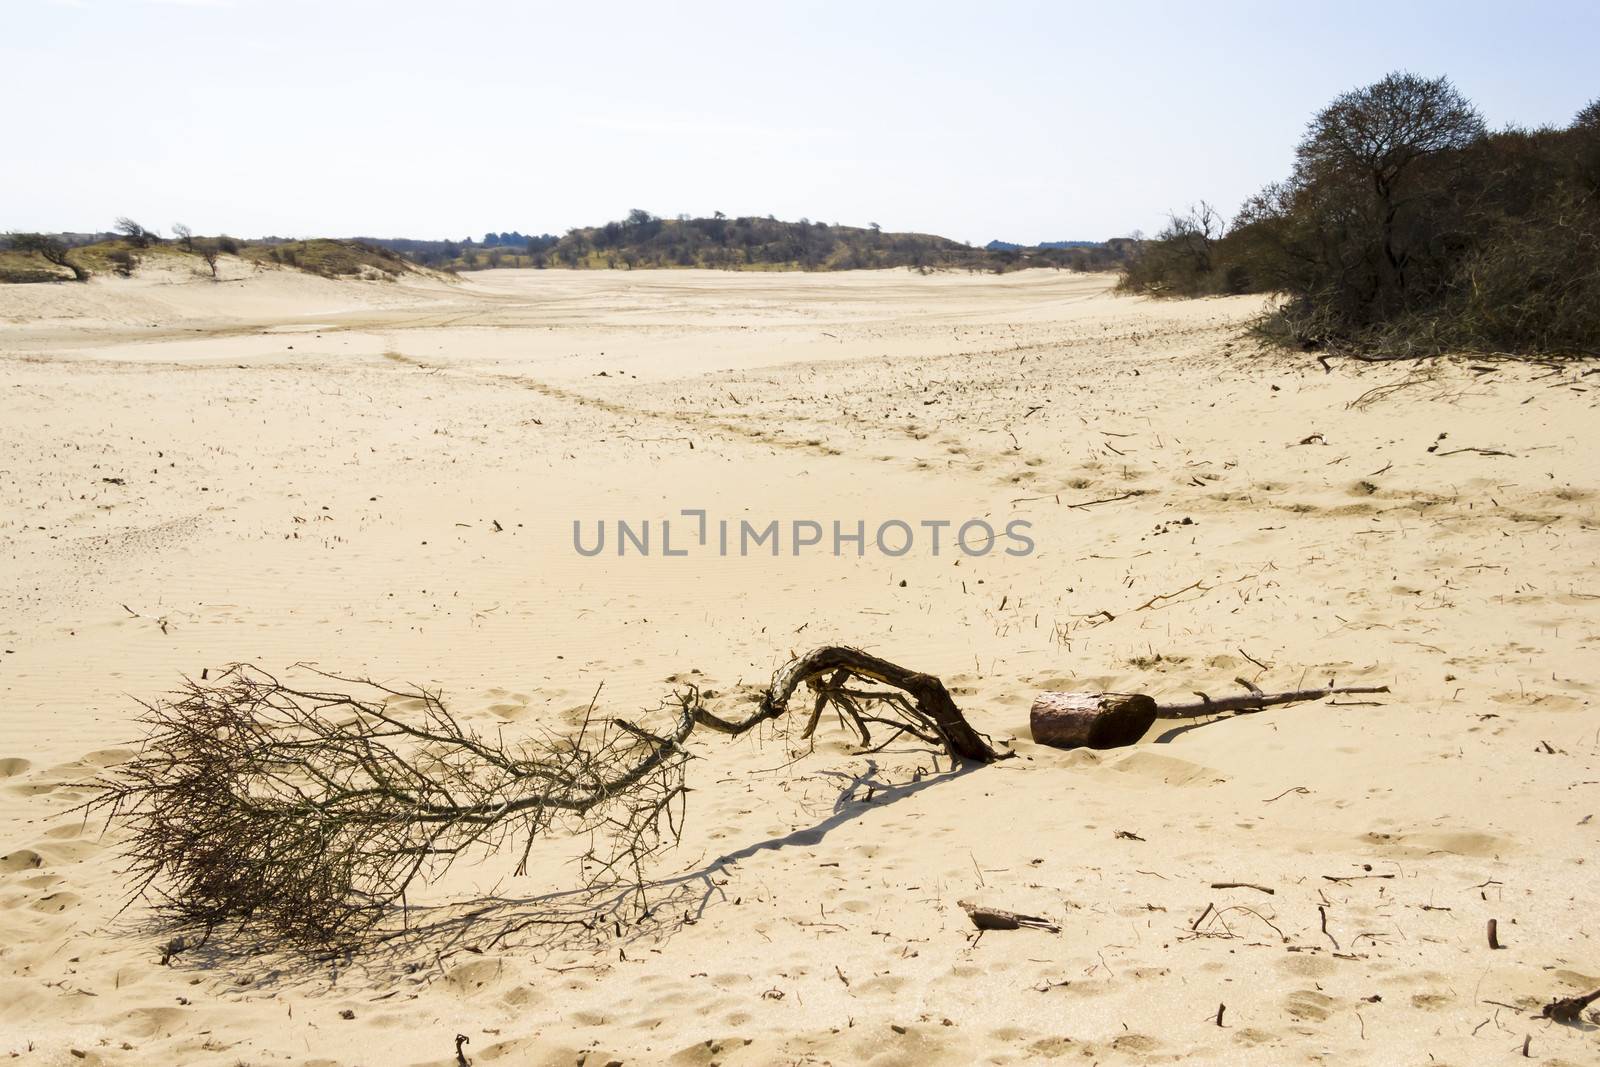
[1,266,1596,1065]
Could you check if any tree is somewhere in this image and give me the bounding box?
[114,217,158,248]
[196,239,221,279]
[172,222,194,252]
[6,232,89,281]
[1295,73,1484,297]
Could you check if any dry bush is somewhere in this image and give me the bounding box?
[90,649,1004,948]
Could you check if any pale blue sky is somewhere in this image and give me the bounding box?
[3,0,1594,243]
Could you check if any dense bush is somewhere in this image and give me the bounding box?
[1121,74,1600,358]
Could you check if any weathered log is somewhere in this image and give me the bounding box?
[1030,682,1392,751]
[1029,692,1158,750]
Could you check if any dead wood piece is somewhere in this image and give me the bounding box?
[958,899,1060,933]
[1030,692,1158,750]
[1156,684,1390,720]
[1031,680,1392,750]
[1541,988,1600,1024]
[696,645,1009,763]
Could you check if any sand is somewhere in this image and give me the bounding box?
[1,262,1596,1065]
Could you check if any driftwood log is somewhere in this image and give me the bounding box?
[1030,692,1158,749]
[1031,679,1391,751]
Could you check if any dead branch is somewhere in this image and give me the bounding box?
[88,646,1005,946]
[1542,988,1600,1024]
[1155,683,1390,720]
[1032,678,1392,749]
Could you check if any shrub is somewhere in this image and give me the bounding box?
[1121,74,1600,357]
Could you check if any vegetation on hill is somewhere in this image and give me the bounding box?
[240,238,416,279]
[360,213,1143,274]
[1,224,421,283]
[1119,73,1600,358]
[4,214,1136,282]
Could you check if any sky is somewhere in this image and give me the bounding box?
[3,0,1595,245]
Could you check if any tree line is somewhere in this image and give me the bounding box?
[1119,72,1600,358]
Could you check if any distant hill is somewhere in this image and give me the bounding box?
[4,214,1141,282]
[371,213,1136,273]
[362,213,996,273]
[986,239,1105,252]
[0,230,424,284]
[981,237,1142,272]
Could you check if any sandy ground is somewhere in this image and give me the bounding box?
[1,262,1597,1065]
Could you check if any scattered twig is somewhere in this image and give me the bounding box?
[1068,491,1142,509]
[1436,447,1516,458]
[1135,580,1207,611]
[1238,648,1272,672]
[1319,905,1340,950]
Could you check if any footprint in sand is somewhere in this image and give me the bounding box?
[1284,989,1335,1022]
[0,849,44,873]
[29,890,80,913]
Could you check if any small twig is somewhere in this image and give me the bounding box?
[1436,447,1515,458]
[1238,648,1272,672]
[1135,580,1206,611]
[1319,905,1340,950]
[1068,491,1142,509]
[1211,882,1275,895]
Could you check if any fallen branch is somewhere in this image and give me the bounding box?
[1155,683,1390,720]
[1542,988,1600,1024]
[89,646,1006,946]
[1031,678,1392,748]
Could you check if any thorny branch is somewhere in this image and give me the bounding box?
[86,647,1006,947]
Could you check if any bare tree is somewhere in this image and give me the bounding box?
[1164,201,1227,276]
[172,222,194,252]
[1295,73,1484,292]
[196,239,221,279]
[114,216,158,248]
[5,232,89,281]
[89,647,1006,946]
